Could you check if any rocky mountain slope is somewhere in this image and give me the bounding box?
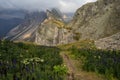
[5,11,47,41]
[68,0,120,40]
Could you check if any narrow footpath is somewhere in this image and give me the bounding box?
[60,51,106,80]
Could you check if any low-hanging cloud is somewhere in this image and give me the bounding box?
[0,0,97,13]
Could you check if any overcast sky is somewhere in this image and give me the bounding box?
[0,0,97,13]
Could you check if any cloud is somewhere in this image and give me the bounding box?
[59,0,79,12]
[0,0,97,12]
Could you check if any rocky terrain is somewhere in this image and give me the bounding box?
[68,0,120,40]
[95,32,120,50]
[35,9,73,46]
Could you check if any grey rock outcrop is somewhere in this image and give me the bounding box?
[68,0,120,40]
[95,32,120,50]
[35,13,73,46]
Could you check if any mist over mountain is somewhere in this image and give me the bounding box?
[1,0,120,50]
[0,9,26,19]
[0,0,97,38]
[4,0,120,49]
[0,0,97,13]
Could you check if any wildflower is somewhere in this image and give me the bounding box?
[29,58,34,62]
[98,56,101,59]
[21,59,30,65]
[94,56,96,58]
[20,54,23,58]
[40,59,44,62]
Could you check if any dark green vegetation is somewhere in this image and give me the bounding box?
[0,40,67,80]
[71,47,120,80]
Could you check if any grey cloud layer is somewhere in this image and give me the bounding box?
[0,0,96,12]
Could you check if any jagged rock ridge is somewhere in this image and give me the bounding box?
[35,9,73,46]
[5,8,73,46]
[5,11,47,41]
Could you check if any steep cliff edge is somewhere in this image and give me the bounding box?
[35,10,73,46]
[68,0,120,40]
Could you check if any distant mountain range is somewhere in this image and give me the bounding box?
[5,11,47,41]
[5,8,73,43]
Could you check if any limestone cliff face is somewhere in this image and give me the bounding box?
[35,18,73,46]
[35,9,73,46]
[68,0,120,40]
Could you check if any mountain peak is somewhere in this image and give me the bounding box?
[46,8,63,21]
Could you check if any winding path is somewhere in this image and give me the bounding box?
[60,51,106,80]
[61,52,75,80]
